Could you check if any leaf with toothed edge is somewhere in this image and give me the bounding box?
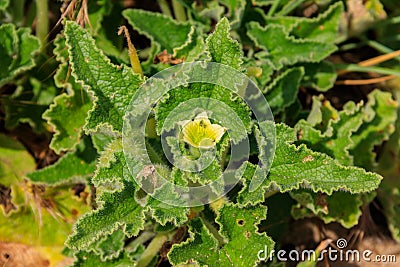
[65,180,145,251]
[123,8,192,53]
[0,23,40,86]
[168,203,274,267]
[247,22,337,70]
[268,123,382,194]
[64,21,142,133]
[26,137,97,185]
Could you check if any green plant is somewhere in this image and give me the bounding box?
[1,0,400,266]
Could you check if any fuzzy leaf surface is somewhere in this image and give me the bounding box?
[123,9,193,54]
[66,181,145,251]
[44,36,92,153]
[0,23,40,86]
[168,203,274,267]
[264,2,343,43]
[27,137,97,185]
[64,21,142,133]
[247,22,337,69]
[265,67,304,114]
[350,89,398,169]
[266,123,382,194]
[290,190,373,228]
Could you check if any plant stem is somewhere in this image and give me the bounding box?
[158,0,173,17]
[277,0,305,16]
[200,214,226,247]
[267,0,281,17]
[136,233,169,267]
[172,0,187,21]
[363,39,400,63]
[126,231,155,251]
[335,63,400,77]
[36,0,49,49]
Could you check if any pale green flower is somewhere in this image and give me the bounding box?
[181,113,226,149]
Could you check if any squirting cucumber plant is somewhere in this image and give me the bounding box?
[1,0,400,266]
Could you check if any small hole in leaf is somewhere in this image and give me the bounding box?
[4,253,10,259]
[237,219,245,226]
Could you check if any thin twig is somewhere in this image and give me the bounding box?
[335,75,396,85]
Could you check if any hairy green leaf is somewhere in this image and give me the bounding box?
[64,21,142,133]
[295,99,364,166]
[206,17,243,70]
[146,182,190,226]
[27,137,97,185]
[46,61,92,153]
[72,250,135,267]
[66,181,145,251]
[351,89,398,169]
[0,23,40,86]
[247,22,337,69]
[123,9,193,55]
[301,61,337,92]
[93,228,126,261]
[290,190,374,228]
[266,123,382,194]
[264,2,343,43]
[265,67,304,114]
[168,203,274,267]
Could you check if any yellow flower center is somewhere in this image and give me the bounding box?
[181,114,226,149]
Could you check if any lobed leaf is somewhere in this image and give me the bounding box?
[264,2,343,43]
[290,190,374,228]
[247,22,337,69]
[72,250,135,267]
[146,182,190,226]
[206,17,243,70]
[65,181,145,251]
[300,61,337,92]
[266,123,382,194]
[350,89,398,169]
[0,23,40,86]
[265,67,304,114]
[47,61,92,153]
[64,21,142,133]
[27,137,97,185]
[295,99,364,166]
[92,228,126,261]
[168,203,274,267]
[123,9,193,55]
